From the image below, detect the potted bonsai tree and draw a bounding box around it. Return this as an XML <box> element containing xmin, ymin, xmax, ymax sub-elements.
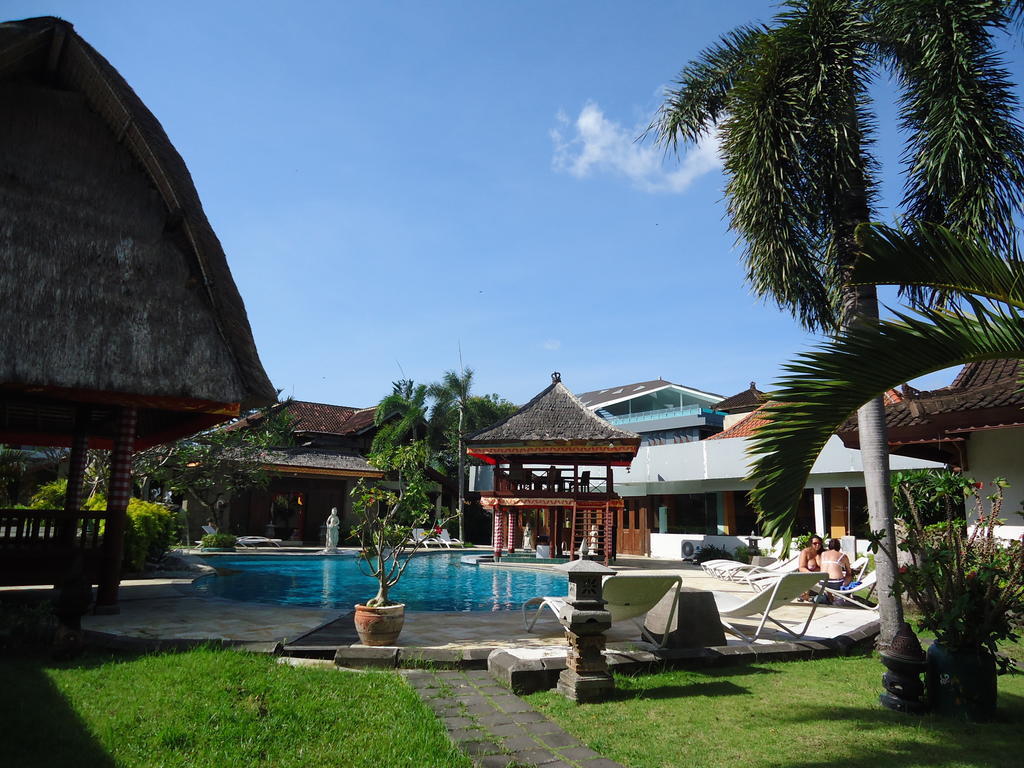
<box><xmin>349</xmin><ymin>441</ymin><xmax>451</xmax><ymax>646</ymax></box>
<box><xmin>881</xmin><ymin>471</ymin><xmax>1024</xmax><ymax>720</ymax></box>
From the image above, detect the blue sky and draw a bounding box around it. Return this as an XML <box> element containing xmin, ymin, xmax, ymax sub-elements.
<box><xmin>10</xmin><ymin>1</ymin><xmax>1024</xmax><ymax>407</ymax></box>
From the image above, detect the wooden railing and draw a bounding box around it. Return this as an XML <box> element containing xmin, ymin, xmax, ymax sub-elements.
<box><xmin>0</xmin><ymin>508</ymin><xmax>107</xmax><ymax>552</ymax></box>
<box><xmin>493</xmin><ymin>469</ymin><xmax>609</xmax><ymax>496</ymax></box>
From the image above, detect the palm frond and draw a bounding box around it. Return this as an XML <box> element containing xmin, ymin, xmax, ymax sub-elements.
<box><xmin>883</xmin><ymin>0</ymin><xmax>1024</xmax><ymax>268</ymax></box>
<box><xmin>749</xmin><ymin>304</ymin><xmax>1024</xmax><ymax>543</ymax></box>
<box><xmin>855</xmin><ymin>223</ymin><xmax>1024</xmax><ymax>309</ymax></box>
<box><xmin>647</xmin><ymin>24</ymin><xmax>767</xmax><ymax>152</ymax></box>
<box><xmin>725</xmin><ymin>0</ymin><xmax>878</xmax><ymax>331</ymax></box>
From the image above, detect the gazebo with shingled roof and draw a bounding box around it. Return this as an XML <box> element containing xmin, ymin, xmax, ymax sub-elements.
<box><xmin>0</xmin><ymin>17</ymin><xmax>276</xmax><ymax>611</ymax></box>
<box><xmin>466</xmin><ymin>373</ymin><xmax>640</xmax><ymax>564</ymax></box>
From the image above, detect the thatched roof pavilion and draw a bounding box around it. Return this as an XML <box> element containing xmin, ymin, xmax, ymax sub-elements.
<box><xmin>467</xmin><ymin>374</ymin><xmax>639</xmax><ymax>564</ymax></box>
<box><xmin>0</xmin><ymin>17</ymin><xmax>275</xmax><ymax>607</ymax></box>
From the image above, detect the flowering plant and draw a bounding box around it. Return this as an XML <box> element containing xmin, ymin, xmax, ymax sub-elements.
<box><xmin>880</xmin><ymin>471</ymin><xmax>1024</xmax><ymax>663</ymax></box>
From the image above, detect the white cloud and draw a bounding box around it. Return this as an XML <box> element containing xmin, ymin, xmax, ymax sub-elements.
<box><xmin>551</xmin><ymin>102</ymin><xmax>721</xmax><ymax>194</ymax></box>
<box><xmin>541</xmin><ymin>339</ymin><xmax>561</xmax><ymax>351</ymax></box>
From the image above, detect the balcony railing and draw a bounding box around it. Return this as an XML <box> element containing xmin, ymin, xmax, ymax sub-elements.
<box><xmin>601</xmin><ymin>406</ymin><xmax>721</xmax><ymax>426</ymax></box>
<box><xmin>493</xmin><ymin>469</ymin><xmax>609</xmax><ymax>496</ymax></box>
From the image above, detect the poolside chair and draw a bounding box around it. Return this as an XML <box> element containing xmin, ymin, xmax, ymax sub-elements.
<box><xmin>437</xmin><ymin>529</ymin><xmax>463</xmax><ymax>547</ymax></box>
<box><xmin>821</xmin><ymin>570</ymin><xmax>878</xmax><ymax>610</ymax></box>
<box><xmin>406</xmin><ymin>528</ymin><xmax>440</xmax><ymax>548</ymax></box>
<box><xmin>522</xmin><ymin>574</ymin><xmax>683</xmax><ymax>648</ymax></box>
<box><xmin>710</xmin><ymin>571</ymin><xmax>826</xmax><ymax>642</ymax></box>
<box><xmin>236</xmin><ymin>536</ymin><xmax>282</xmax><ymax>548</ymax></box>
<box><xmin>705</xmin><ymin>554</ymin><xmax>798</xmax><ymax>582</ymax></box>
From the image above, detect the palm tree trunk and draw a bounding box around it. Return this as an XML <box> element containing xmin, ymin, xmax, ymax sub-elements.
<box><xmin>836</xmin><ymin>109</ymin><xmax>903</xmax><ymax>647</ymax></box>
<box><xmin>852</xmin><ymin>287</ymin><xmax>904</xmax><ymax>647</ymax></box>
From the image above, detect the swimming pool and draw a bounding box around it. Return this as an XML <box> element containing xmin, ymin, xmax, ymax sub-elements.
<box><xmin>193</xmin><ymin>552</ymin><xmax>568</xmax><ymax>611</ymax></box>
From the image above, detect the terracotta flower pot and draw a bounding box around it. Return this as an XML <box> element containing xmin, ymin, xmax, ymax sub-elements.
<box><xmin>353</xmin><ymin>603</ymin><xmax>405</xmax><ymax>646</ymax></box>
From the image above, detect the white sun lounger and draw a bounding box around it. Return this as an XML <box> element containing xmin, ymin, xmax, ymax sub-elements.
<box><xmin>236</xmin><ymin>536</ymin><xmax>282</xmax><ymax>548</ymax></box>
<box><xmin>406</xmin><ymin>528</ymin><xmax>441</xmax><ymax>548</ymax></box>
<box><xmin>711</xmin><ymin>571</ymin><xmax>825</xmax><ymax>642</ymax></box>
<box><xmin>822</xmin><ymin>570</ymin><xmax>878</xmax><ymax>609</ymax></box>
<box><xmin>705</xmin><ymin>554</ymin><xmax>799</xmax><ymax>582</ymax></box>
<box><xmin>436</xmin><ymin>529</ymin><xmax>463</xmax><ymax>547</ymax></box>
<box><xmin>522</xmin><ymin>574</ymin><xmax>683</xmax><ymax>648</ymax></box>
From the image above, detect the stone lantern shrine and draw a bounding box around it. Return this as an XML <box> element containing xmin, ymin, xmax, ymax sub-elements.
<box><xmin>554</xmin><ymin>559</ymin><xmax>616</xmax><ymax>703</ymax></box>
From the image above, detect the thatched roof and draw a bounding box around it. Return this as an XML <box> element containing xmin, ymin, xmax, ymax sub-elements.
<box><xmin>466</xmin><ymin>375</ymin><xmax>640</xmax><ymax>463</ymax></box>
<box><xmin>260</xmin><ymin>447</ymin><xmax>383</xmax><ymax>478</ymax></box>
<box><xmin>0</xmin><ymin>17</ymin><xmax>275</xmax><ymax>445</ymax></box>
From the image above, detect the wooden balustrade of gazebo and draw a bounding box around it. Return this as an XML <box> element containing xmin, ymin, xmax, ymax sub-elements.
<box><xmin>466</xmin><ymin>373</ymin><xmax>640</xmax><ymax>565</ymax></box>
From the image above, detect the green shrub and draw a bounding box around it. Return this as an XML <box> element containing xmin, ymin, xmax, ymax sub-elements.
<box><xmin>731</xmin><ymin>544</ymin><xmax>755</xmax><ymax>564</ymax></box>
<box><xmin>29</xmin><ymin>479</ymin><xmax>106</xmax><ymax>510</ymax></box>
<box><xmin>123</xmin><ymin>499</ymin><xmax>177</xmax><ymax>571</ymax></box>
<box><xmin>201</xmin><ymin>532</ymin><xmax>237</xmax><ymax>549</ymax></box>
<box><xmin>695</xmin><ymin>544</ymin><xmax>732</xmax><ymax>564</ymax></box>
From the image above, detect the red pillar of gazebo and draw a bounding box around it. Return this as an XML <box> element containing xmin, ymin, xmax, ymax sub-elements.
<box><xmin>95</xmin><ymin>406</ymin><xmax>137</xmax><ymax>612</ymax></box>
<box><xmin>506</xmin><ymin>509</ymin><xmax>516</xmax><ymax>554</ymax></box>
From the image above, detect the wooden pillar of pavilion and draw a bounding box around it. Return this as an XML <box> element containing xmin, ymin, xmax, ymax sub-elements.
<box><xmin>95</xmin><ymin>406</ymin><xmax>137</xmax><ymax>613</ymax></box>
<box><xmin>59</xmin><ymin>407</ymin><xmax>91</xmax><ymax>547</ymax></box>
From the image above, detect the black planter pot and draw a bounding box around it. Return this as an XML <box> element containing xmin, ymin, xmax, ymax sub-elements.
<box><xmin>927</xmin><ymin>643</ymin><xmax>997</xmax><ymax>721</ymax></box>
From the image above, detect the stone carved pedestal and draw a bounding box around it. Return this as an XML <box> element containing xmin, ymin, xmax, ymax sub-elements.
<box><xmin>553</xmin><ymin>560</ymin><xmax>615</xmax><ymax>703</ymax></box>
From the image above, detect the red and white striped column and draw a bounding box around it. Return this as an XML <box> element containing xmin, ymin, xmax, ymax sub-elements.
<box><xmin>493</xmin><ymin>506</ymin><xmax>504</xmax><ymax>559</ymax></box>
<box><xmin>506</xmin><ymin>509</ymin><xmax>516</xmax><ymax>554</ymax></box>
<box><xmin>96</xmin><ymin>406</ymin><xmax>137</xmax><ymax>612</ymax></box>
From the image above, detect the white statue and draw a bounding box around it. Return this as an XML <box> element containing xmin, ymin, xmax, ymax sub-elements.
<box><xmin>588</xmin><ymin>525</ymin><xmax>599</xmax><ymax>555</ymax></box>
<box><xmin>323</xmin><ymin>507</ymin><xmax>340</xmax><ymax>552</ymax></box>
<box><xmin>522</xmin><ymin>523</ymin><xmax>533</xmax><ymax>551</ymax></box>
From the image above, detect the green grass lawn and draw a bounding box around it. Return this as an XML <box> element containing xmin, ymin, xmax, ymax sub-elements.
<box><xmin>0</xmin><ymin>647</ymin><xmax>470</xmax><ymax>768</ymax></box>
<box><xmin>525</xmin><ymin>648</ymin><xmax>1024</xmax><ymax>768</ymax></box>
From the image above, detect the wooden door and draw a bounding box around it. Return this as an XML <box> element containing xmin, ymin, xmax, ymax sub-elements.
<box><xmin>617</xmin><ymin>499</ymin><xmax>649</xmax><ymax>555</ymax></box>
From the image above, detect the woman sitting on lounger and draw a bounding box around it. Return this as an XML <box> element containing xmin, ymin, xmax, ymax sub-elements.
<box><xmin>820</xmin><ymin>539</ymin><xmax>852</xmax><ymax>591</ymax></box>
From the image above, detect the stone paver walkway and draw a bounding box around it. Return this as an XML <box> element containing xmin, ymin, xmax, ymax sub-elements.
<box><xmin>403</xmin><ymin>668</ymin><xmax>624</xmax><ymax>768</ymax></box>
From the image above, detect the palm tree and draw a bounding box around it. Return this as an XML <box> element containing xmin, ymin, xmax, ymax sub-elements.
<box><xmin>748</xmin><ymin>223</ymin><xmax>1024</xmax><ymax>536</ymax></box>
<box><xmin>371</xmin><ymin>380</ymin><xmax>429</xmax><ymax>454</ymax></box>
<box><xmin>427</xmin><ymin>368</ymin><xmax>475</xmax><ymax>543</ymax></box>
<box><xmin>649</xmin><ymin>0</ymin><xmax>1024</xmax><ymax>644</ymax></box>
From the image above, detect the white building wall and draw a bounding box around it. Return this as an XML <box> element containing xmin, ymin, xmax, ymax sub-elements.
<box><xmin>966</xmin><ymin>426</ymin><xmax>1024</xmax><ymax>540</ymax></box>
<box><xmin>612</xmin><ymin>435</ymin><xmax>941</xmax><ymax>494</ymax></box>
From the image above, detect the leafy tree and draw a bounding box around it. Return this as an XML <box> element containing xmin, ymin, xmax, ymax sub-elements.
<box><xmin>749</xmin><ymin>223</ymin><xmax>1024</xmax><ymax>526</ymax></box>
<box><xmin>132</xmin><ymin>400</ymin><xmax>295</xmax><ymax>534</ymax></box>
<box><xmin>370</xmin><ymin>379</ymin><xmax>429</xmax><ymax>454</ymax></box>
<box><xmin>649</xmin><ymin>0</ymin><xmax>1024</xmax><ymax>643</ymax></box>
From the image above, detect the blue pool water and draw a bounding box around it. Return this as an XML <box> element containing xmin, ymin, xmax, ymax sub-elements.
<box><xmin>193</xmin><ymin>552</ymin><xmax>568</xmax><ymax>611</ymax></box>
